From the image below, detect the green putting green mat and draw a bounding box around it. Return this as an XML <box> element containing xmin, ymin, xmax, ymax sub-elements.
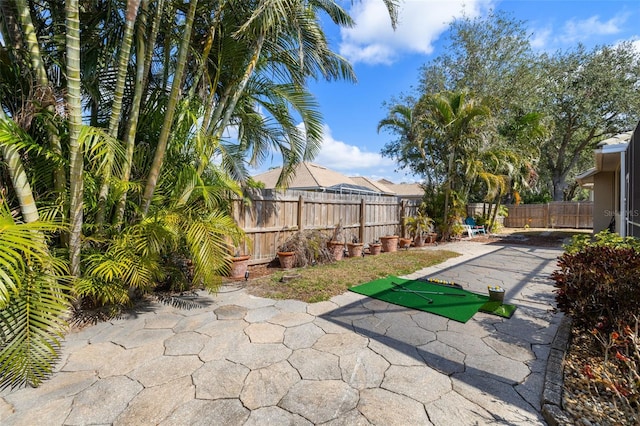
<box><xmin>349</xmin><ymin>276</ymin><xmax>491</xmax><ymax>323</ymax></box>
<box><xmin>479</xmin><ymin>301</ymin><xmax>517</xmax><ymax>318</ymax></box>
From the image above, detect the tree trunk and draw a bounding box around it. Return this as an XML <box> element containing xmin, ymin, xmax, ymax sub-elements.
<box><xmin>0</xmin><ymin>110</ymin><xmax>39</xmax><ymax>223</ymax></box>
<box><xmin>96</xmin><ymin>0</ymin><xmax>141</xmax><ymax>227</ymax></box>
<box><xmin>15</xmin><ymin>0</ymin><xmax>66</xmax><ymax>198</ymax></box>
<box><xmin>114</xmin><ymin>0</ymin><xmax>151</xmax><ymax>227</ymax></box>
<box><xmin>66</xmin><ymin>0</ymin><xmax>84</xmax><ymax>277</ymax></box>
<box><xmin>141</xmin><ymin>0</ymin><xmax>198</xmax><ymax>215</ymax></box>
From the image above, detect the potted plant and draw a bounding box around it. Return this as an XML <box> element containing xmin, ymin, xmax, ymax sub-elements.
<box><xmin>326</xmin><ymin>222</ymin><xmax>346</xmax><ymax>261</ymax></box>
<box><xmin>404</xmin><ymin>206</ymin><xmax>435</xmax><ymax>248</ymax></box>
<box><xmin>399</xmin><ymin>236</ymin><xmax>412</xmax><ymax>250</ymax></box>
<box><xmin>346</xmin><ymin>236</ymin><xmax>364</xmax><ymax>258</ymax></box>
<box><xmin>229</xmin><ymin>251</ymin><xmax>251</xmax><ymax>279</ymax></box>
<box><xmin>368</xmin><ymin>239</ymin><xmax>382</xmax><ymax>255</ymax></box>
<box><xmin>380</xmin><ymin>235</ymin><xmax>399</xmax><ymax>252</ymax></box>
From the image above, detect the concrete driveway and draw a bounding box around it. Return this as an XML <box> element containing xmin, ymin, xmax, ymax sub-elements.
<box><xmin>0</xmin><ymin>241</ymin><xmax>563</xmax><ymax>425</ymax></box>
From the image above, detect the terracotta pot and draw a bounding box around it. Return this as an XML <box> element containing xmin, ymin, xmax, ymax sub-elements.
<box><xmin>229</xmin><ymin>255</ymin><xmax>250</xmax><ymax>279</ymax></box>
<box><xmin>413</xmin><ymin>235</ymin><xmax>425</xmax><ymax>247</ymax></box>
<box><xmin>346</xmin><ymin>243</ymin><xmax>364</xmax><ymax>258</ymax></box>
<box><xmin>277</xmin><ymin>251</ymin><xmax>296</xmax><ymax>269</ymax></box>
<box><xmin>399</xmin><ymin>237</ymin><xmax>412</xmax><ymax>249</ymax></box>
<box><xmin>380</xmin><ymin>236</ymin><xmax>398</xmax><ymax>253</ymax></box>
<box><xmin>368</xmin><ymin>243</ymin><xmax>382</xmax><ymax>255</ymax></box>
<box><xmin>326</xmin><ymin>241</ymin><xmax>344</xmax><ymax>261</ymax></box>
<box><xmin>425</xmin><ymin>233</ymin><xmax>438</xmax><ymax>244</ymax></box>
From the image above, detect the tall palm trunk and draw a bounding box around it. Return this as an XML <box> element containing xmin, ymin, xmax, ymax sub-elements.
<box><xmin>114</xmin><ymin>0</ymin><xmax>155</xmax><ymax>227</ymax></box>
<box><xmin>0</xmin><ymin>109</ymin><xmax>39</xmax><ymax>223</ymax></box>
<box><xmin>141</xmin><ymin>0</ymin><xmax>198</xmax><ymax>215</ymax></box>
<box><xmin>96</xmin><ymin>0</ymin><xmax>141</xmax><ymax>227</ymax></box>
<box><xmin>14</xmin><ymin>0</ymin><xmax>66</xmax><ymax>198</ymax></box>
<box><xmin>66</xmin><ymin>0</ymin><xmax>84</xmax><ymax>277</ymax></box>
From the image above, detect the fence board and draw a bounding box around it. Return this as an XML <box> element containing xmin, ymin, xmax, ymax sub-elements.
<box><xmin>231</xmin><ymin>189</ymin><xmax>418</xmax><ymax>264</ymax></box>
<box><xmin>503</xmin><ymin>202</ymin><xmax>593</xmax><ymax>229</ymax></box>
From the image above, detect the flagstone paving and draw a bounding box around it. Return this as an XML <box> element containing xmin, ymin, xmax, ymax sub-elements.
<box><xmin>0</xmin><ymin>241</ymin><xmax>564</xmax><ymax>425</ymax></box>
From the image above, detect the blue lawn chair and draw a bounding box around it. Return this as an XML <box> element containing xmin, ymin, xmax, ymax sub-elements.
<box><xmin>464</xmin><ymin>217</ymin><xmax>486</xmax><ymax>235</ymax></box>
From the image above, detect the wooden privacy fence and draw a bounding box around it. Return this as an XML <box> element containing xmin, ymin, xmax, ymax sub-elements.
<box><xmin>504</xmin><ymin>202</ymin><xmax>593</xmax><ymax>229</ymax></box>
<box><xmin>231</xmin><ymin>189</ymin><xmax>421</xmax><ymax>264</ymax></box>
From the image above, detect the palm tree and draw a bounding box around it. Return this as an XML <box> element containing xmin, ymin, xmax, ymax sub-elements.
<box><xmin>0</xmin><ymin>199</ymin><xmax>69</xmax><ymax>389</ymax></box>
<box><xmin>417</xmin><ymin>91</ymin><xmax>490</xmax><ymax>224</ymax></box>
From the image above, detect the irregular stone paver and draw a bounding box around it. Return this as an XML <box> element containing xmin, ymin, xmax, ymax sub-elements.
<box><xmin>368</xmin><ymin>336</ymin><xmax>424</xmax><ymax>366</ymax></box>
<box><xmin>240</xmin><ymin>361</ymin><xmax>300</xmax><ymax>409</ymax></box>
<box><xmin>113</xmin><ymin>376</ymin><xmax>193</xmax><ymax>425</ymax></box>
<box><xmin>61</xmin><ymin>342</ymin><xmax>124</xmax><ymax>372</ymax></box>
<box><xmin>2</xmin><ymin>397</ymin><xmax>73</xmax><ymax>426</ymax></box>
<box><xmin>226</xmin><ymin>342</ymin><xmax>292</xmax><ymax>369</ymax></box>
<box><xmin>452</xmin><ymin>373</ymin><xmax>543</xmax><ymax>424</ymax></box>
<box><xmin>111</xmin><ymin>328</ymin><xmax>174</xmax><ymax>349</ymax></box>
<box><xmin>245</xmin><ymin>322</ymin><xmax>285</xmax><ymax>343</ymax></box>
<box><xmin>313</xmin><ymin>333</ymin><xmax>369</xmax><ymax>356</ymax></box>
<box><xmin>244</xmin><ymin>406</ymin><xmax>312</xmax><ymax>426</ymax></box>
<box><xmin>213</xmin><ymin>304</ymin><xmax>247</xmax><ymax>319</ymax></box>
<box><xmin>279</xmin><ymin>380</ymin><xmax>358</xmax><ymax>424</ymax></box>
<box><xmin>417</xmin><ymin>340</ymin><xmax>466</xmax><ymax>375</ymax></box>
<box><xmin>1</xmin><ymin>243</ymin><xmax>562</xmax><ymax>426</ymax></box>
<box><xmin>164</xmin><ymin>331</ymin><xmax>209</xmax><ymax>355</ymax></box>
<box><xmin>382</xmin><ymin>365</ymin><xmax>452</xmax><ymax>404</ymax></box>
<box><xmin>99</xmin><ymin>342</ymin><xmax>165</xmax><ymax>377</ymax></box>
<box><xmin>284</xmin><ymin>322</ymin><xmax>325</xmax><ymax>349</ymax></box>
<box><xmin>358</xmin><ymin>388</ymin><xmax>432</xmax><ymax>425</ymax></box>
<box><xmin>193</xmin><ymin>359</ymin><xmax>249</xmax><ymax>399</ymax></box>
<box><xmin>129</xmin><ymin>355</ymin><xmax>202</xmax><ymax>387</ymax></box>
<box><xmin>339</xmin><ymin>348</ymin><xmax>389</xmax><ymax>389</ymax></box>
<box><xmin>426</xmin><ymin>385</ymin><xmax>494</xmax><ymax>425</ymax></box>
<box><xmin>269</xmin><ymin>312</ymin><xmax>314</xmax><ymax>327</ymax></box>
<box><xmin>65</xmin><ymin>376</ymin><xmax>143</xmax><ymax>425</ymax></box>
<box><xmin>289</xmin><ymin>348</ymin><xmax>341</xmax><ymax>380</ymax></box>
<box><xmin>144</xmin><ymin>312</ymin><xmax>183</xmax><ymax>329</ymax></box>
<box><xmin>159</xmin><ymin>399</ymin><xmax>249</xmax><ymax>425</ymax></box>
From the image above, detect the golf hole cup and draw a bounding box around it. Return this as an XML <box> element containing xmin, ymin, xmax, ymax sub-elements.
<box><xmin>488</xmin><ymin>286</ymin><xmax>505</xmax><ymax>303</ymax></box>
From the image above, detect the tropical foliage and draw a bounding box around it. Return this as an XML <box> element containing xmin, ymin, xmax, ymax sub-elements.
<box><xmin>0</xmin><ymin>0</ymin><xmax>399</xmax><ymax>388</ymax></box>
<box><xmin>380</xmin><ymin>10</ymin><xmax>640</xmax><ymax>212</ymax></box>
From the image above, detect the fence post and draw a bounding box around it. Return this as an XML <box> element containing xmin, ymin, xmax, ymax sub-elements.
<box><xmin>400</xmin><ymin>199</ymin><xmax>407</xmax><ymax>237</ymax></box>
<box><xmin>576</xmin><ymin>202</ymin><xmax>580</xmax><ymax>228</ymax></box>
<box><xmin>360</xmin><ymin>198</ymin><xmax>366</xmax><ymax>243</ymax></box>
<box><xmin>297</xmin><ymin>195</ymin><xmax>304</xmax><ymax>231</ymax></box>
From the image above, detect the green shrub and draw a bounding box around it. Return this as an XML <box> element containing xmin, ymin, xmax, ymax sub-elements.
<box><xmin>552</xmin><ymin>243</ymin><xmax>640</xmax><ymax>333</ymax></box>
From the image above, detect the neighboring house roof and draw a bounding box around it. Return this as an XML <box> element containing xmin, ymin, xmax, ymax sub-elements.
<box><xmin>254</xmin><ymin>163</ymin><xmax>380</xmax><ymax>194</ymax></box>
<box><xmin>379</xmin><ymin>181</ymin><xmax>424</xmax><ymax>197</ymax></box>
<box><xmin>254</xmin><ymin>163</ymin><xmax>351</xmax><ymax>190</ymax></box>
<box><xmin>349</xmin><ymin>176</ymin><xmax>395</xmax><ymax>195</ymax></box>
<box><xmin>253</xmin><ymin>162</ymin><xmax>425</xmax><ymax>197</ymax></box>
<box><xmin>596</xmin><ymin>131</ymin><xmax>633</xmax><ymax>148</ymax></box>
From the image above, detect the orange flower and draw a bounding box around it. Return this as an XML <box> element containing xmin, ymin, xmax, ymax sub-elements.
<box><xmin>615</xmin><ymin>351</ymin><xmax>629</xmax><ymax>362</ymax></box>
<box><xmin>611</xmin><ymin>331</ymin><xmax>620</xmax><ymax>341</ymax></box>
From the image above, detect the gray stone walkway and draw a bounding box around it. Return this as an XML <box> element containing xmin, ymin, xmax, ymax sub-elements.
<box><xmin>0</xmin><ymin>241</ymin><xmax>563</xmax><ymax>425</ymax></box>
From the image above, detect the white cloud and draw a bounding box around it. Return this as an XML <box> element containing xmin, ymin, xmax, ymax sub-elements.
<box><xmin>339</xmin><ymin>0</ymin><xmax>491</xmax><ymax>65</ymax></box>
<box><xmin>531</xmin><ymin>13</ymin><xmax>630</xmax><ymax>50</ymax></box>
<box><xmin>562</xmin><ymin>14</ymin><xmax>626</xmax><ymax>43</ymax></box>
<box><xmin>313</xmin><ymin>124</ymin><xmax>395</xmax><ymax>171</ymax></box>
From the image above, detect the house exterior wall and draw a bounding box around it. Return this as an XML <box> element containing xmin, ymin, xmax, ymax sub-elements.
<box><xmin>593</xmin><ymin>171</ymin><xmax>617</xmax><ymax>233</ymax></box>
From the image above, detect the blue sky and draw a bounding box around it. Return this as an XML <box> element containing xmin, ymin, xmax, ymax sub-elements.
<box><xmin>253</xmin><ymin>0</ymin><xmax>640</xmax><ymax>183</ymax></box>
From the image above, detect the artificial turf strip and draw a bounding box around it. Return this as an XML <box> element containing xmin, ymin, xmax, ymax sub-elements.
<box><xmin>479</xmin><ymin>301</ymin><xmax>517</xmax><ymax>318</ymax></box>
<box><xmin>349</xmin><ymin>276</ymin><xmax>491</xmax><ymax>323</ymax></box>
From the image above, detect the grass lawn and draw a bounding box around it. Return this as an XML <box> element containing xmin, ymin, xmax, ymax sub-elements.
<box><xmin>245</xmin><ymin>249</ymin><xmax>459</xmax><ymax>303</ymax></box>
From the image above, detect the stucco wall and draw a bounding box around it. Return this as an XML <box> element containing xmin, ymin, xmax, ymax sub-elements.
<box><xmin>593</xmin><ymin>171</ymin><xmax>616</xmax><ymax>233</ymax></box>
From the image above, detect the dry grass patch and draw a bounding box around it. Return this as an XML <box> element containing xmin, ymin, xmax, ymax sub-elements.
<box><xmin>246</xmin><ymin>249</ymin><xmax>459</xmax><ymax>303</ymax></box>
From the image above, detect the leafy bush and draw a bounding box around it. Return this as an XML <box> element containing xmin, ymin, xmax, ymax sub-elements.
<box><xmin>552</xmin><ymin>235</ymin><xmax>640</xmax><ymax>332</ymax></box>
